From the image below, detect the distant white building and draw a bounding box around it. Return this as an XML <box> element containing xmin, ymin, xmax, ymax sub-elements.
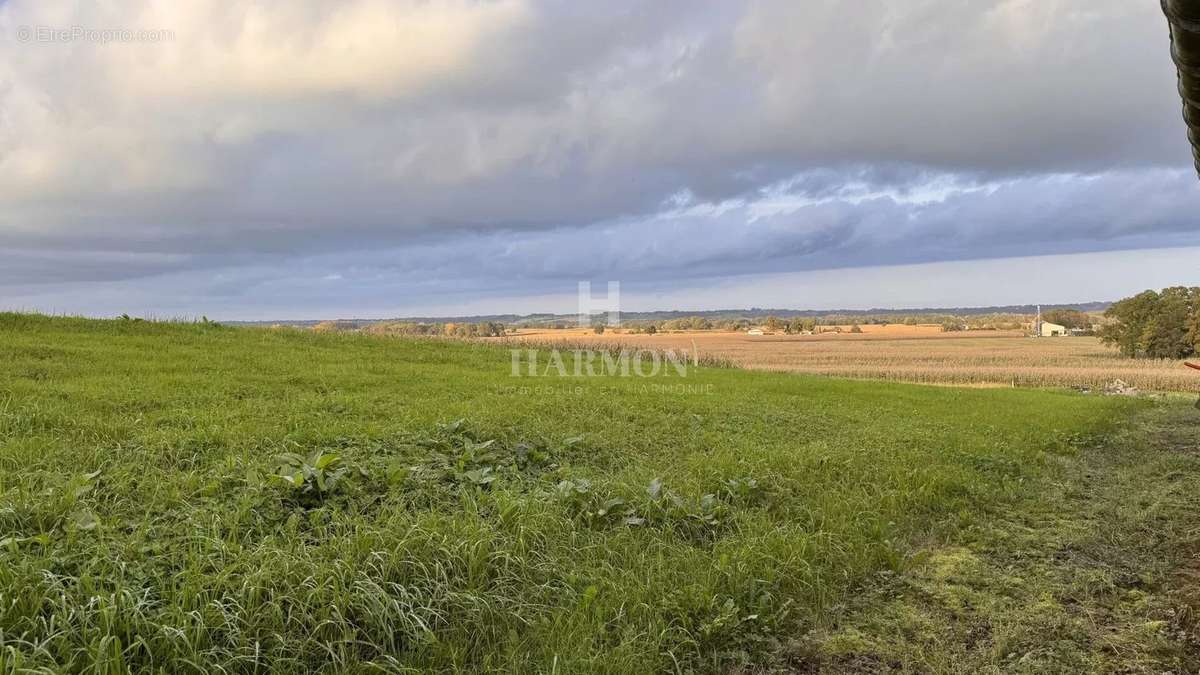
<box><xmin>747</xmin><ymin>328</ymin><xmax>765</xmax><ymax>336</ymax></box>
<box><xmin>1039</xmin><ymin>321</ymin><xmax>1068</xmax><ymax>337</ymax></box>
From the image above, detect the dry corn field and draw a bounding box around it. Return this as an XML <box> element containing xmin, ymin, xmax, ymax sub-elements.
<box><xmin>503</xmin><ymin>329</ymin><xmax>1200</xmax><ymax>392</ymax></box>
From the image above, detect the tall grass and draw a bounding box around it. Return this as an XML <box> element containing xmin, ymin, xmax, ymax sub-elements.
<box><xmin>0</xmin><ymin>313</ymin><xmax>1142</xmax><ymax>672</ymax></box>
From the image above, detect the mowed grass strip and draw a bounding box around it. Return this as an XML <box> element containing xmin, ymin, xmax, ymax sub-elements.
<box><xmin>797</xmin><ymin>403</ymin><xmax>1200</xmax><ymax>673</ymax></box>
<box><xmin>0</xmin><ymin>314</ymin><xmax>1141</xmax><ymax>673</ymax></box>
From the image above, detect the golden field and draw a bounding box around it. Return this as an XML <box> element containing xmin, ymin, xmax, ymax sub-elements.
<box><xmin>502</xmin><ymin>328</ymin><xmax>1200</xmax><ymax>392</ymax></box>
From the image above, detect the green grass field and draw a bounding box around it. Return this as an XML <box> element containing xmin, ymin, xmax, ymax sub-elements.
<box><xmin>1</xmin><ymin>314</ymin><xmax>1197</xmax><ymax>673</ymax></box>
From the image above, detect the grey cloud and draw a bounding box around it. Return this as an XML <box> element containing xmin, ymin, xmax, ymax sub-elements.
<box><xmin>4</xmin><ymin>166</ymin><xmax>1198</xmax><ymax>301</ymax></box>
<box><xmin>0</xmin><ymin>0</ymin><xmax>1195</xmax><ymax>314</ymax></box>
<box><xmin>23</xmin><ymin>166</ymin><xmax>1189</xmax><ymax>294</ymax></box>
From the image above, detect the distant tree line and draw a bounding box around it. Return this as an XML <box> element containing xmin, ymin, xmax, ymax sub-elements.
<box><xmin>363</xmin><ymin>321</ymin><xmax>507</xmax><ymax>338</ymax></box>
<box><xmin>577</xmin><ymin>313</ymin><xmax>1036</xmax><ymax>334</ymax></box>
<box><xmin>524</xmin><ymin>311</ymin><xmax>1078</xmax><ymax>335</ymax></box>
<box><xmin>444</xmin><ymin>321</ymin><xmax>507</xmax><ymax>338</ymax></box>
<box><xmin>623</xmin><ymin>316</ymin><xmax>824</xmax><ymax>334</ymax></box>
<box><xmin>811</xmin><ymin>313</ymin><xmax>1026</xmax><ymax>330</ymax></box>
<box><xmin>1100</xmin><ymin>287</ymin><xmax>1200</xmax><ymax>359</ymax></box>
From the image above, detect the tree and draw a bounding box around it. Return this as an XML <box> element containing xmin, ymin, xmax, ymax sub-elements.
<box><xmin>849</xmin><ymin>323</ymin><xmax>863</xmax><ymax>334</ymax></box>
<box><xmin>1141</xmin><ymin>287</ymin><xmax>1195</xmax><ymax>359</ymax></box>
<box><xmin>644</xmin><ymin>324</ymin><xmax>658</xmax><ymax>335</ymax></box>
<box><xmin>1042</xmin><ymin>309</ymin><xmax>1092</xmax><ymax>331</ymax></box>
<box><xmin>787</xmin><ymin>317</ymin><xmax>816</xmax><ymax>334</ymax></box>
<box><xmin>1100</xmin><ymin>287</ymin><xmax>1200</xmax><ymax>359</ymax></box>
<box><xmin>1190</xmin><ymin>306</ymin><xmax>1200</xmax><ymax>354</ymax></box>
<box><xmin>593</xmin><ymin>324</ymin><xmax>605</xmax><ymax>335</ymax></box>
<box><xmin>764</xmin><ymin>316</ymin><xmax>784</xmax><ymax>332</ymax></box>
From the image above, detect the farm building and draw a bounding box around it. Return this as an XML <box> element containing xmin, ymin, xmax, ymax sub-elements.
<box><xmin>1039</xmin><ymin>322</ymin><xmax>1068</xmax><ymax>337</ymax></box>
<box><xmin>747</xmin><ymin>328</ymin><xmax>765</xmax><ymax>336</ymax></box>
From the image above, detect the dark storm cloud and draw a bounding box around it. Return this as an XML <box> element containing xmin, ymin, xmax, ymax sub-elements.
<box><xmin>0</xmin><ymin>0</ymin><xmax>1196</xmax><ymax>314</ymax></box>
<box><xmin>277</xmin><ymin>167</ymin><xmax>1200</xmax><ymax>286</ymax></box>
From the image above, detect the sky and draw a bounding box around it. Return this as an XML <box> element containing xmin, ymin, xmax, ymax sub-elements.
<box><xmin>1</xmin><ymin>0</ymin><xmax>1198</xmax><ymax>320</ymax></box>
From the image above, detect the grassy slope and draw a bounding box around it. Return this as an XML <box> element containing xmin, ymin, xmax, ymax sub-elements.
<box><xmin>800</xmin><ymin>403</ymin><xmax>1200</xmax><ymax>673</ymax></box>
<box><xmin>0</xmin><ymin>314</ymin><xmax>1180</xmax><ymax>673</ymax></box>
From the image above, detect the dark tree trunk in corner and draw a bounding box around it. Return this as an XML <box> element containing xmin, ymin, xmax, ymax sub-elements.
<box><xmin>1164</xmin><ymin>0</ymin><xmax>1200</xmax><ymax>177</ymax></box>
